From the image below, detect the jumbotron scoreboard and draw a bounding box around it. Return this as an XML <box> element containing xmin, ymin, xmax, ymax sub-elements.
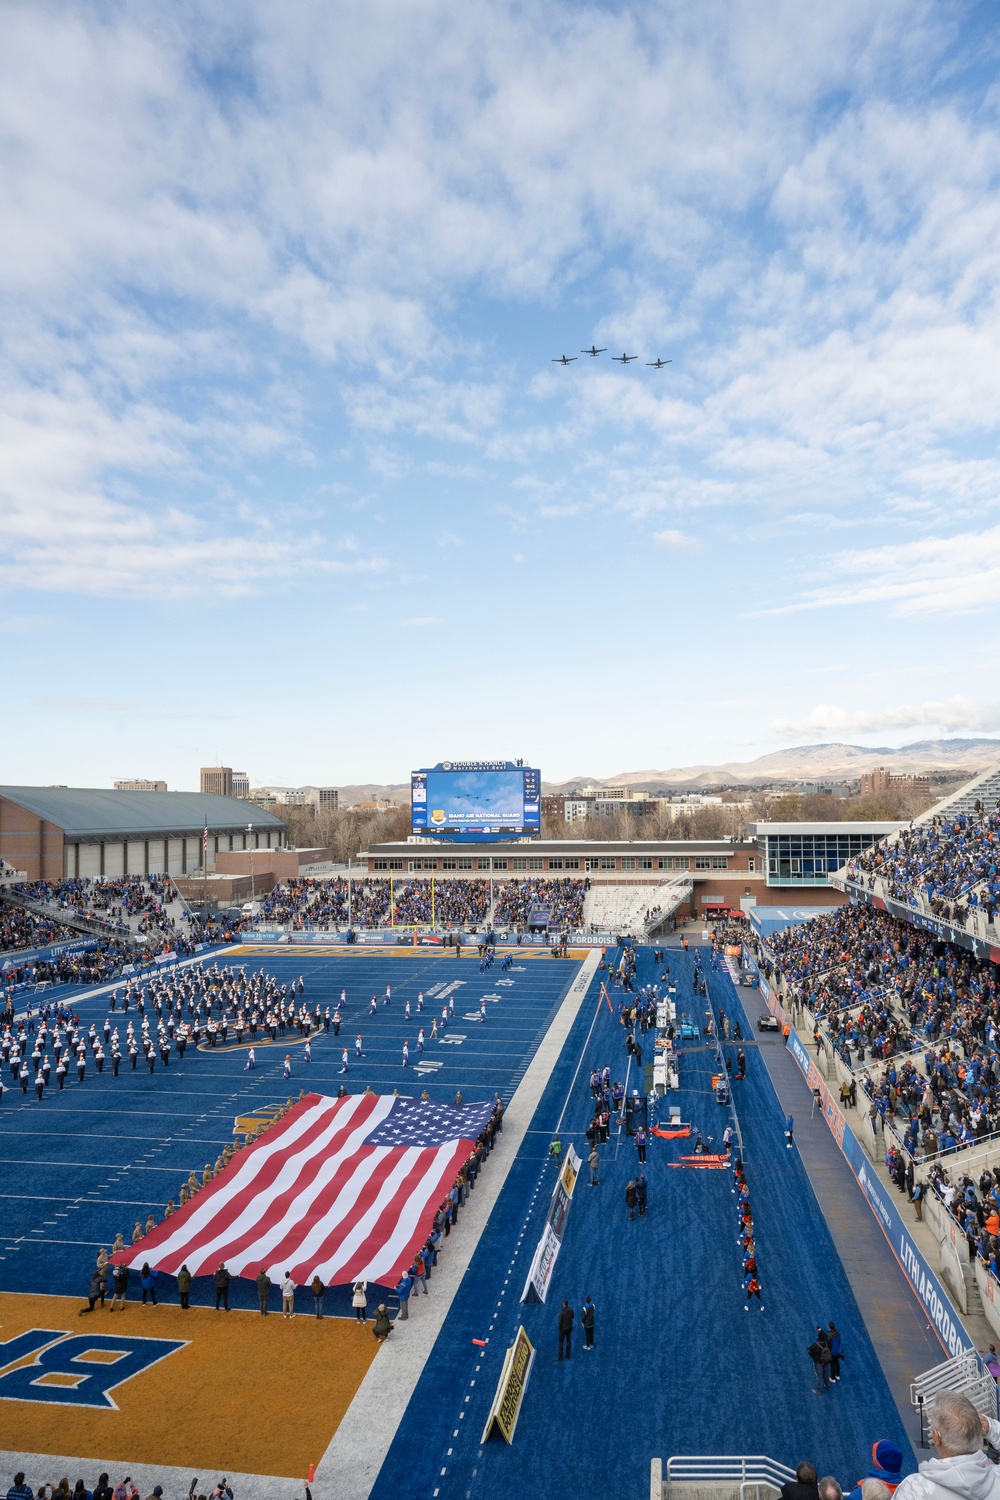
<box><xmin>411</xmin><ymin>761</ymin><xmax>541</xmax><ymax>841</ymax></box>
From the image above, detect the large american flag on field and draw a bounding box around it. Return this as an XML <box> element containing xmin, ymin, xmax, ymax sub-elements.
<box><xmin>111</xmin><ymin>1092</ymin><xmax>493</xmax><ymax>1287</ymax></box>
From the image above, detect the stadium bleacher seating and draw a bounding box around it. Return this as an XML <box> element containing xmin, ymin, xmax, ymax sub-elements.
<box><xmin>841</xmin><ymin>762</ymin><xmax>1000</xmax><ymax>937</ymax></box>
<box><xmin>251</xmin><ymin>876</ymin><xmax>586</xmax><ymax>930</ymax></box>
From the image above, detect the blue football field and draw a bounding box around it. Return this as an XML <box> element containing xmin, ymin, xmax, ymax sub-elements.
<box><xmin>0</xmin><ymin>946</ymin><xmax>578</xmax><ymax>1313</ymax></box>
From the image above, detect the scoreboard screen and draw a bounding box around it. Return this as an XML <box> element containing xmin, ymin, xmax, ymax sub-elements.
<box><xmin>411</xmin><ymin>762</ymin><xmax>541</xmax><ymax>841</ymax></box>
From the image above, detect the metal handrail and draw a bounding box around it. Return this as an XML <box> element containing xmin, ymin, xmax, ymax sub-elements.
<box><xmin>665</xmin><ymin>1457</ymin><xmax>797</xmax><ymax>1486</ymax></box>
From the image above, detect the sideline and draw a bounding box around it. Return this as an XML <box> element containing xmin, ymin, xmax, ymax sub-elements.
<box><xmin>317</xmin><ymin>949</ymin><xmax>602</xmax><ymax>1500</ymax></box>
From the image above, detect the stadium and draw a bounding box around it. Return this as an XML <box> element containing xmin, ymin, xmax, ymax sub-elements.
<box><xmin>3</xmin><ymin>757</ymin><xmax>1000</xmax><ymax>1500</ymax></box>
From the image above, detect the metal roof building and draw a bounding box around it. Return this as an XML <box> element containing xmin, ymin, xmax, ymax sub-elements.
<box><xmin>0</xmin><ymin>786</ymin><xmax>286</xmax><ymax>882</ymax></box>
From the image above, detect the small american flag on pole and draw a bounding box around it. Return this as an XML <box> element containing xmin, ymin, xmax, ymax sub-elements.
<box><xmin>112</xmin><ymin>1092</ymin><xmax>492</xmax><ymax>1285</ymax></box>
<box><xmin>202</xmin><ymin>819</ymin><xmax>208</xmax><ymax>860</ymax></box>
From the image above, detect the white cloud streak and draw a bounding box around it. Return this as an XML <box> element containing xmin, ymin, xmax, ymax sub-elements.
<box><xmin>772</xmin><ymin>696</ymin><xmax>1000</xmax><ymax>739</ymax></box>
<box><xmin>790</xmin><ymin>524</ymin><xmax>1000</xmax><ymax>617</ymax></box>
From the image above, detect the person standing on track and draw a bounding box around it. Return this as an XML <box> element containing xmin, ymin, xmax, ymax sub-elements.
<box><xmin>636</xmin><ymin>1125</ymin><xmax>647</xmax><ymax>1163</ymax></box>
<box><xmin>557</xmin><ymin>1299</ymin><xmax>574</xmax><ymax>1360</ymax></box>
<box><xmin>581</xmin><ymin>1296</ymin><xmax>595</xmax><ymax>1350</ymax></box>
<box><xmin>785</xmin><ymin>1114</ymin><xmax>794</xmax><ymax>1150</ymax></box>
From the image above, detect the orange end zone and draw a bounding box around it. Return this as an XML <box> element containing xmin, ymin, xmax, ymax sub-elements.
<box><xmin>0</xmin><ymin>1293</ymin><xmax>379</xmax><ymax>1478</ymax></box>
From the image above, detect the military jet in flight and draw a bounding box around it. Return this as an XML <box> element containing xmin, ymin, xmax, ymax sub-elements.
<box><xmin>581</xmin><ymin>346</ymin><xmax>607</xmax><ymax>358</ymax></box>
<box><xmin>552</xmin><ymin>354</ymin><xmax>577</xmax><ymax>365</ymax></box>
<box><xmin>646</xmin><ymin>358</ymin><xmax>672</xmax><ymax>368</ymax></box>
<box><xmin>611</xmin><ymin>352</ymin><xmax>638</xmax><ymax>364</ymax></box>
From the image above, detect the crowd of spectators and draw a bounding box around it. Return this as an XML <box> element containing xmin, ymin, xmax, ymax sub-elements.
<box><xmin>763</xmin><ymin>903</ymin><xmax>1000</xmax><ymax>1159</ymax></box>
<box><xmin>3</xmin><ymin>1472</ymin><xmax>235</xmax><ymax>1500</ymax></box>
<box><xmin>493</xmin><ymin>877</ymin><xmax>585</xmax><ymax>927</ymax></box>
<box><xmin>249</xmin><ymin>875</ymin><xmax>587</xmax><ymax>930</ymax></box>
<box><xmin>0</xmin><ymin>905</ymin><xmax>76</xmax><ymax>953</ymax></box>
<box><xmin>846</xmin><ymin>804</ymin><xmax>1000</xmax><ymax>926</ymax></box>
<box><xmin>2</xmin><ymin>876</ymin><xmax>186</xmax><ymax>951</ymax></box>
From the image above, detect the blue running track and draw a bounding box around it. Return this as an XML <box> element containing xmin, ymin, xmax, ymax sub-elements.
<box><xmin>372</xmin><ymin>943</ymin><xmax>913</xmax><ymax>1500</ymax></box>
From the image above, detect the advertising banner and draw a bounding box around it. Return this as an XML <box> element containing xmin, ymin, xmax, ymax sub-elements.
<box><xmin>521</xmin><ymin>1145</ymin><xmax>581</xmax><ymax>1304</ymax></box>
<box><xmin>481</xmin><ymin>1326</ymin><xmax>536</xmax><ymax>1444</ymax></box>
<box><xmin>2</xmin><ymin>937</ymin><xmax>98</xmax><ymax>968</ymax></box>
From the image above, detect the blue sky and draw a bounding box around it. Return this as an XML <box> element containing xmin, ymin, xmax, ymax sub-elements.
<box><xmin>4</xmin><ymin>0</ymin><xmax>1000</xmax><ymax>788</ymax></box>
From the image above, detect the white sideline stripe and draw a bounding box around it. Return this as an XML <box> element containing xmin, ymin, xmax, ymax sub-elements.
<box><xmin>317</xmin><ymin>948</ymin><xmax>601</xmax><ymax>1499</ymax></box>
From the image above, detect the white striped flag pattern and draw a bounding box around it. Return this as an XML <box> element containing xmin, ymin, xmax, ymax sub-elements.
<box><xmin>112</xmin><ymin>1091</ymin><xmax>493</xmax><ymax>1287</ymax></box>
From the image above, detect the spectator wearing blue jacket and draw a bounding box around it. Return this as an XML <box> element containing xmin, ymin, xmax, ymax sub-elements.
<box><xmin>844</xmin><ymin>1440</ymin><xmax>903</xmax><ymax>1500</ymax></box>
<box><xmin>140</xmin><ymin>1263</ymin><xmax>158</xmax><ymax>1305</ymax></box>
<box><xmin>395</xmin><ymin>1272</ymin><xmax>411</xmax><ymax>1320</ymax></box>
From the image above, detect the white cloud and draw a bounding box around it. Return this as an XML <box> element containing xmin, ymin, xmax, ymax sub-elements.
<box><xmin>771</xmin><ymin>696</ymin><xmax>1000</xmax><ymax>739</ymax></box>
<box><xmin>652</xmin><ymin>529</ymin><xmax>697</xmax><ymax>549</ymax></box>
<box><xmin>402</xmin><ymin>616</ymin><xmax>443</xmax><ymax>627</ymax></box>
<box><xmin>790</xmin><ymin>524</ymin><xmax>1000</xmax><ymax>616</ymax></box>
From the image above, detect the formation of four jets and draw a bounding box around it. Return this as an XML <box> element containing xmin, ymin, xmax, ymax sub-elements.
<box><xmin>552</xmin><ymin>345</ymin><xmax>671</xmax><ymax>368</ymax></box>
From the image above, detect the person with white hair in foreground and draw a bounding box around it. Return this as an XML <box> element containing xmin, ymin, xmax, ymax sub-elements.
<box><xmin>893</xmin><ymin>1391</ymin><xmax>1000</xmax><ymax>1500</ymax></box>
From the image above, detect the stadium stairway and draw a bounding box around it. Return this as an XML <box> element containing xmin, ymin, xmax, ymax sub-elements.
<box><xmin>917</xmin><ymin>760</ymin><xmax>1000</xmax><ymax>823</ymax></box>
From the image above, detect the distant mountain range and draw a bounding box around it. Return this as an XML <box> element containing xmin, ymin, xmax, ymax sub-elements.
<box><xmin>545</xmin><ymin>739</ymin><xmax>1000</xmax><ymax>792</ymax></box>
<box><xmin>253</xmin><ymin>739</ymin><xmax>1000</xmax><ymax>802</ymax></box>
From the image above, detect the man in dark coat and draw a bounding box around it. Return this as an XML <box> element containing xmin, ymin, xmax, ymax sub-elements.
<box><xmin>557</xmin><ymin>1299</ymin><xmax>574</xmax><ymax>1361</ymax></box>
<box><xmin>581</xmin><ymin>1296</ymin><xmax>595</xmax><ymax>1349</ymax></box>
<box><xmin>215</xmin><ymin>1262</ymin><xmax>231</xmax><ymax>1311</ymax></box>
<box><xmin>780</xmin><ymin>1463</ymin><xmax>820</xmax><ymax>1500</ymax></box>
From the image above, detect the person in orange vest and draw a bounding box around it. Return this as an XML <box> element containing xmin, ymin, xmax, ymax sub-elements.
<box><xmin>782</xmin><ymin>1020</ymin><xmax>791</xmax><ymax>1045</ymax></box>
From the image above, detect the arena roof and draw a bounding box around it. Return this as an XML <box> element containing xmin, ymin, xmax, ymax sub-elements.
<box><xmin>0</xmin><ymin>786</ymin><xmax>285</xmax><ymax>839</ymax></box>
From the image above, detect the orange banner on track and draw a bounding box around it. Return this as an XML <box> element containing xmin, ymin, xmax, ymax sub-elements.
<box><xmin>669</xmin><ymin>1160</ymin><xmax>729</xmax><ymax>1170</ymax></box>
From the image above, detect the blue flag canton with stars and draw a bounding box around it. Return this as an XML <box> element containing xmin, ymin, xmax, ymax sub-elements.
<box><xmin>364</xmin><ymin>1098</ymin><xmax>495</xmax><ymax>1149</ymax></box>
